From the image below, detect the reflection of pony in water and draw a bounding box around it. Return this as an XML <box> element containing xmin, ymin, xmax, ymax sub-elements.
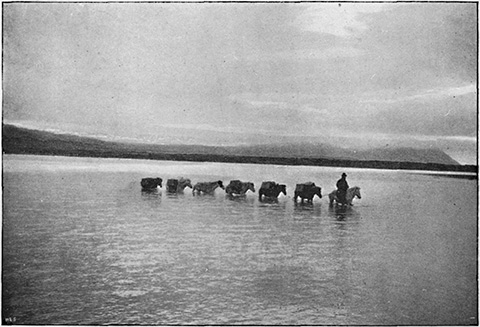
<box><xmin>166</xmin><ymin>178</ymin><xmax>193</xmax><ymax>193</ymax></box>
<box><xmin>328</xmin><ymin>186</ymin><xmax>361</xmax><ymax>206</ymax></box>
<box><xmin>328</xmin><ymin>204</ymin><xmax>361</xmax><ymax>222</ymax></box>
<box><xmin>192</xmin><ymin>180</ymin><xmax>224</xmax><ymax>195</ymax></box>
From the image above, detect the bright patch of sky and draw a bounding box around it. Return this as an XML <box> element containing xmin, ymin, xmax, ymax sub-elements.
<box><xmin>3</xmin><ymin>2</ymin><xmax>477</xmax><ymax>164</ymax></box>
<box><xmin>299</xmin><ymin>2</ymin><xmax>392</xmax><ymax>37</ymax></box>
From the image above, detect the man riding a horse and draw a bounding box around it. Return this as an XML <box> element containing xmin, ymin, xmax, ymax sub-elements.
<box><xmin>336</xmin><ymin>173</ymin><xmax>349</xmax><ymax>205</ymax></box>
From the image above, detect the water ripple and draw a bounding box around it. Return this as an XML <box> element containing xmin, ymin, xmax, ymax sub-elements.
<box><xmin>2</xmin><ymin>160</ymin><xmax>477</xmax><ymax>325</ymax></box>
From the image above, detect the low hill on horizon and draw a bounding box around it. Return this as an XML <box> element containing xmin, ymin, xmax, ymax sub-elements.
<box><xmin>2</xmin><ymin>124</ymin><xmax>474</xmax><ymax>172</ymax></box>
<box><xmin>216</xmin><ymin>142</ymin><xmax>460</xmax><ymax>166</ymax></box>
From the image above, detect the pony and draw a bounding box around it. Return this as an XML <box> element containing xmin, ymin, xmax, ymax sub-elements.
<box><xmin>192</xmin><ymin>180</ymin><xmax>225</xmax><ymax>195</ymax></box>
<box><xmin>225</xmin><ymin>180</ymin><xmax>255</xmax><ymax>196</ymax></box>
<box><xmin>328</xmin><ymin>186</ymin><xmax>362</xmax><ymax>206</ymax></box>
<box><xmin>166</xmin><ymin>178</ymin><xmax>193</xmax><ymax>193</ymax></box>
<box><xmin>141</xmin><ymin>177</ymin><xmax>162</xmax><ymax>191</ymax></box>
<box><xmin>258</xmin><ymin>181</ymin><xmax>287</xmax><ymax>200</ymax></box>
<box><xmin>294</xmin><ymin>182</ymin><xmax>322</xmax><ymax>203</ymax></box>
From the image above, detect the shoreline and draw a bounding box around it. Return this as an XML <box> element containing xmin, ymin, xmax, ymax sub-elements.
<box><xmin>414</xmin><ymin>172</ymin><xmax>478</xmax><ymax>180</ymax></box>
<box><xmin>3</xmin><ymin>152</ymin><xmax>477</xmax><ymax>178</ymax></box>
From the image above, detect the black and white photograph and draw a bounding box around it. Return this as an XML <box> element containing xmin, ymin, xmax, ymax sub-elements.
<box><xmin>2</xmin><ymin>2</ymin><xmax>478</xmax><ymax>325</ymax></box>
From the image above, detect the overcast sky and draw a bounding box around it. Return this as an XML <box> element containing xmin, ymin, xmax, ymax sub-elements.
<box><xmin>3</xmin><ymin>2</ymin><xmax>477</xmax><ymax>164</ymax></box>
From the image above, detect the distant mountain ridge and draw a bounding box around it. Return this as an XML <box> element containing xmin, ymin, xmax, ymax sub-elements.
<box><xmin>218</xmin><ymin>143</ymin><xmax>460</xmax><ymax>165</ymax></box>
<box><xmin>3</xmin><ymin>124</ymin><xmax>472</xmax><ymax>172</ymax></box>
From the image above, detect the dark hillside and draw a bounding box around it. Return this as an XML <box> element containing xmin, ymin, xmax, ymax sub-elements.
<box><xmin>2</xmin><ymin>124</ymin><xmax>476</xmax><ymax>174</ymax></box>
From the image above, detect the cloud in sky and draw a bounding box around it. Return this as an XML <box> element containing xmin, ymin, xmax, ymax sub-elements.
<box><xmin>361</xmin><ymin>84</ymin><xmax>477</xmax><ymax>104</ymax></box>
<box><xmin>298</xmin><ymin>3</ymin><xmax>394</xmax><ymax>37</ymax></box>
<box><xmin>3</xmin><ymin>2</ymin><xmax>477</xmax><ymax>163</ymax></box>
<box><xmin>247</xmin><ymin>46</ymin><xmax>365</xmax><ymax>62</ymax></box>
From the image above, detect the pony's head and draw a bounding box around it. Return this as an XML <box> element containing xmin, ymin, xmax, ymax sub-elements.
<box><xmin>179</xmin><ymin>178</ymin><xmax>192</xmax><ymax>189</ymax></box>
<box><xmin>280</xmin><ymin>184</ymin><xmax>287</xmax><ymax>196</ymax></box>
<box><xmin>247</xmin><ymin>182</ymin><xmax>255</xmax><ymax>193</ymax></box>
<box><xmin>315</xmin><ymin>186</ymin><xmax>322</xmax><ymax>198</ymax></box>
<box><xmin>217</xmin><ymin>180</ymin><xmax>225</xmax><ymax>189</ymax></box>
<box><xmin>351</xmin><ymin>186</ymin><xmax>361</xmax><ymax>199</ymax></box>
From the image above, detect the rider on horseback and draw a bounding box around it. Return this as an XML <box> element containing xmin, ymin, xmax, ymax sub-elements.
<box><xmin>336</xmin><ymin>173</ymin><xmax>349</xmax><ymax>205</ymax></box>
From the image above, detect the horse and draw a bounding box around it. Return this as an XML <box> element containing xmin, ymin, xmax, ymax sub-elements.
<box><xmin>294</xmin><ymin>182</ymin><xmax>322</xmax><ymax>203</ymax></box>
<box><xmin>225</xmin><ymin>180</ymin><xmax>255</xmax><ymax>196</ymax></box>
<box><xmin>258</xmin><ymin>181</ymin><xmax>287</xmax><ymax>200</ymax></box>
<box><xmin>192</xmin><ymin>180</ymin><xmax>224</xmax><ymax>195</ymax></box>
<box><xmin>166</xmin><ymin>178</ymin><xmax>193</xmax><ymax>193</ymax></box>
<box><xmin>141</xmin><ymin>177</ymin><xmax>163</xmax><ymax>191</ymax></box>
<box><xmin>328</xmin><ymin>186</ymin><xmax>361</xmax><ymax>206</ymax></box>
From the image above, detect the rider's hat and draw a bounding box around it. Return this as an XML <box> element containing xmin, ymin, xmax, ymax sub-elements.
<box><xmin>342</xmin><ymin>172</ymin><xmax>347</xmax><ymax>177</ymax></box>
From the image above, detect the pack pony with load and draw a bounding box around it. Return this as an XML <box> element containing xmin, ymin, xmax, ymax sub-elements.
<box><xmin>294</xmin><ymin>182</ymin><xmax>322</xmax><ymax>203</ymax></box>
<box><xmin>141</xmin><ymin>177</ymin><xmax>163</xmax><ymax>191</ymax></box>
<box><xmin>166</xmin><ymin>178</ymin><xmax>193</xmax><ymax>193</ymax></box>
<box><xmin>192</xmin><ymin>180</ymin><xmax>225</xmax><ymax>195</ymax></box>
<box><xmin>225</xmin><ymin>180</ymin><xmax>255</xmax><ymax>196</ymax></box>
<box><xmin>258</xmin><ymin>181</ymin><xmax>287</xmax><ymax>200</ymax></box>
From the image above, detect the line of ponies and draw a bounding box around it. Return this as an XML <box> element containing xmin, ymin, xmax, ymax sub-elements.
<box><xmin>140</xmin><ymin>177</ymin><xmax>361</xmax><ymax>206</ymax></box>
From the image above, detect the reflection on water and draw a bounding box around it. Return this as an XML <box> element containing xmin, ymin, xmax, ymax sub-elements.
<box><xmin>2</xmin><ymin>156</ymin><xmax>477</xmax><ymax>325</ymax></box>
<box><xmin>141</xmin><ymin>189</ymin><xmax>162</xmax><ymax>197</ymax></box>
<box><xmin>292</xmin><ymin>202</ymin><xmax>322</xmax><ymax>220</ymax></box>
<box><xmin>328</xmin><ymin>205</ymin><xmax>361</xmax><ymax>222</ymax></box>
<box><xmin>225</xmin><ymin>194</ymin><xmax>255</xmax><ymax>203</ymax></box>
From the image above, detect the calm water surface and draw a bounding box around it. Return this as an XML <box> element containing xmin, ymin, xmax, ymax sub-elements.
<box><xmin>2</xmin><ymin>155</ymin><xmax>477</xmax><ymax>325</ymax></box>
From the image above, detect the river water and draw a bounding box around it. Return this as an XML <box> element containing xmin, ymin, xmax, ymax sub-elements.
<box><xmin>2</xmin><ymin>154</ymin><xmax>477</xmax><ymax>325</ymax></box>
